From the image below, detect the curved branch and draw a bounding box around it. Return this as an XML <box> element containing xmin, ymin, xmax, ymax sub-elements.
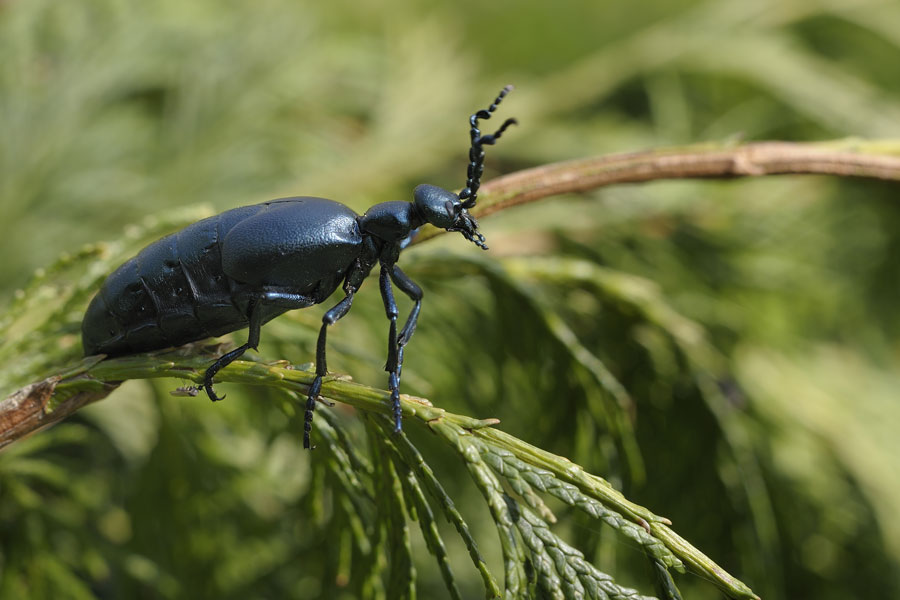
<box><xmin>413</xmin><ymin>139</ymin><xmax>900</xmax><ymax>243</ymax></box>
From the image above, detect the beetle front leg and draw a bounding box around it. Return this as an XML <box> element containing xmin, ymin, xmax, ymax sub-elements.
<box><xmin>306</xmin><ymin>292</ymin><xmax>355</xmax><ymax>449</ymax></box>
<box><xmin>390</xmin><ymin>265</ymin><xmax>423</xmax><ymax>349</ymax></box>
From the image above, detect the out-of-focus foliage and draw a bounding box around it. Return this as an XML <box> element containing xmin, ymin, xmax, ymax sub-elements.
<box><xmin>1</xmin><ymin>0</ymin><xmax>899</xmax><ymax>598</ymax></box>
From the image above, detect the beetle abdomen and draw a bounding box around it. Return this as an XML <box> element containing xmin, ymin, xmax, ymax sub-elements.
<box><xmin>82</xmin><ymin>198</ymin><xmax>365</xmax><ymax>357</ymax></box>
<box><xmin>82</xmin><ymin>205</ymin><xmax>268</xmax><ymax>356</ymax></box>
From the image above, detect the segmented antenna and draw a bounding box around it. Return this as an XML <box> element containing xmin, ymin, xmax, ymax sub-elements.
<box><xmin>458</xmin><ymin>85</ymin><xmax>517</xmax><ymax>209</ymax></box>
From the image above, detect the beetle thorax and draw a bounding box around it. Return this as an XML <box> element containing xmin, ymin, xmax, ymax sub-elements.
<box><xmin>358</xmin><ymin>201</ymin><xmax>423</xmax><ymax>242</ymax></box>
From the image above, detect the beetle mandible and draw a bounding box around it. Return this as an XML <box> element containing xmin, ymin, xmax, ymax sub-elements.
<box><xmin>82</xmin><ymin>86</ymin><xmax>517</xmax><ymax>448</ymax></box>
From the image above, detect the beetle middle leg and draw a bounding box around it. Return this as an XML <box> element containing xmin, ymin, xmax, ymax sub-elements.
<box><xmin>305</xmin><ymin>291</ymin><xmax>356</xmax><ymax>449</ymax></box>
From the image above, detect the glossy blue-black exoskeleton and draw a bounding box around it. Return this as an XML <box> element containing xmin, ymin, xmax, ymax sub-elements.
<box><xmin>82</xmin><ymin>87</ymin><xmax>517</xmax><ymax>448</ymax></box>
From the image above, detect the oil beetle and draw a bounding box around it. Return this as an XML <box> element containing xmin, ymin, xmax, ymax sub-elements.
<box><xmin>82</xmin><ymin>86</ymin><xmax>517</xmax><ymax>448</ymax></box>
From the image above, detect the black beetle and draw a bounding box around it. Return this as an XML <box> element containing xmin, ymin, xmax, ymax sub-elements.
<box><xmin>82</xmin><ymin>86</ymin><xmax>516</xmax><ymax>448</ymax></box>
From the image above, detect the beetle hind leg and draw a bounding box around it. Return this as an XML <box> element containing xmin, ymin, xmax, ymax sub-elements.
<box><xmin>199</xmin><ymin>299</ymin><xmax>264</xmax><ymax>401</ymax></box>
<box><xmin>200</xmin><ymin>289</ymin><xmax>315</xmax><ymax>402</ymax></box>
<box><xmin>202</xmin><ymin>344</ymin><xmax>250</xmax><ymax>401</ymax></box>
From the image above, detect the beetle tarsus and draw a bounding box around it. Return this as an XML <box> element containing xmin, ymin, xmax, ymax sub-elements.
<box><xmin>304</xmin><ymin>376</ymin><xmax>322</xmax><ymax>450</ymax></box>
<box><xmin>391</xmin><ymin>384</ymin><xmax>402</xmax><ymax>434</ymax></box>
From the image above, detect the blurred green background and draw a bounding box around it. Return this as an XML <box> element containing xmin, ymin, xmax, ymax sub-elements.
<box><xmin>2</xmin><ymin>0</ymin><xmax>900</xmax><ymax>598</ymax></box>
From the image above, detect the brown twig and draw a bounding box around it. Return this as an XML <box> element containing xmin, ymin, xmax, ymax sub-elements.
<box><xmin>413</xmin><ymin>139</ymin><xmax>900</xmax><ymax>243</ymax></box>
<box><xmin>0</xmin><ymin>376</ymin><xmax>119</xmax><ymax>449</ymax></box>
<box><xmin>482</xmin><ymin>140</ymin><xmax>900</xmax><ymax>212</ymax></box>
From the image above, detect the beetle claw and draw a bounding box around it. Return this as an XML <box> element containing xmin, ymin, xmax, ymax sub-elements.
<box><xmin>204</xmin><ymin>381</ymin><xmax>226</xmax><ymax>402</ymax></box>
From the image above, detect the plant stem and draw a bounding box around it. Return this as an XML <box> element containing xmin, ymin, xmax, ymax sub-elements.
<box><xmin>413</xmin><ymin>138</ymin><xmax>900</xmax><ymax>244</ymax></box>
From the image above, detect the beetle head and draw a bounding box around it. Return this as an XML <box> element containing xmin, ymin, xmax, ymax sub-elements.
<box><xmin>413</xmin><ymin>184</ymin><xmax>487</xmax><ymax>250</ymax></box>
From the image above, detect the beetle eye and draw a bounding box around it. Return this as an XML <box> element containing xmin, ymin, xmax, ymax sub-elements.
<box><xmin>444</xmin><ymin>200</ymin><xmax>456</xmax><ymax>217</ymax></box>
